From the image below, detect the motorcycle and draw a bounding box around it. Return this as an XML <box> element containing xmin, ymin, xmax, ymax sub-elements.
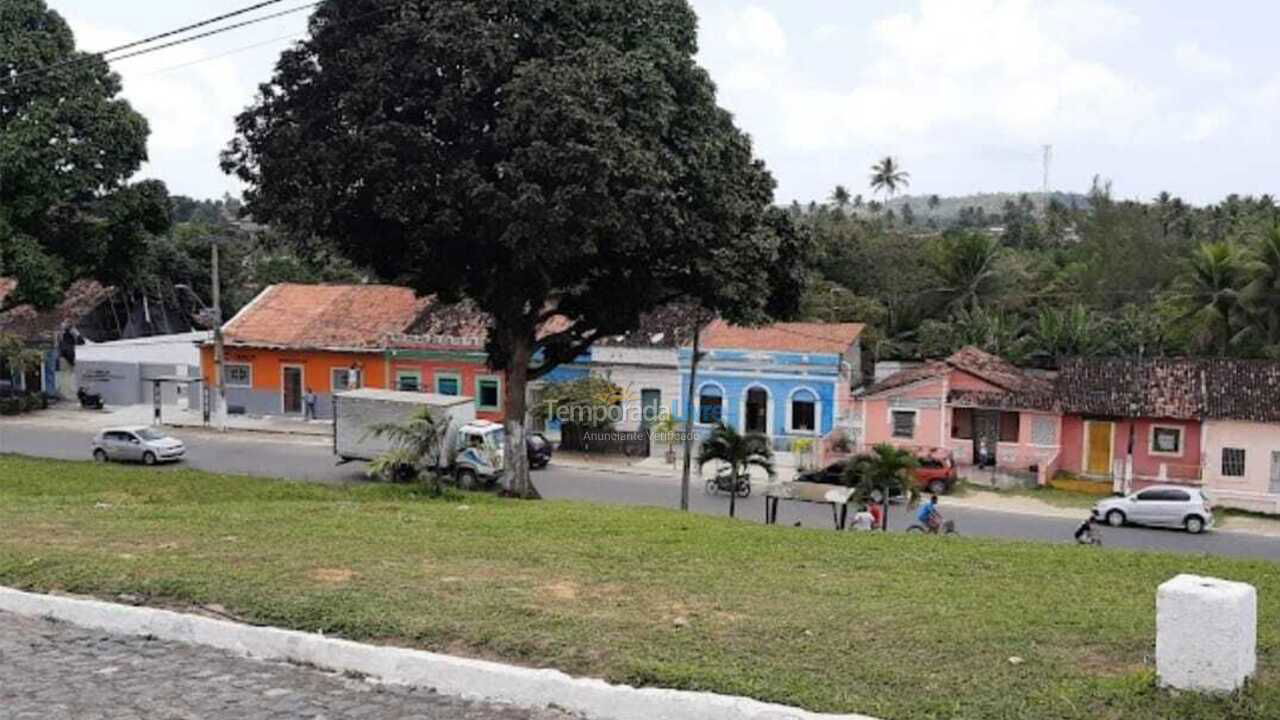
<box><xmin>704</xmin><ymin>466</ymin><xmax>751</xmax><ymax>498</ymax></box>
<box><xmin>77</xmin><ymin>387</ymin><xmax>104</xmax><ymax>410</ymax></box>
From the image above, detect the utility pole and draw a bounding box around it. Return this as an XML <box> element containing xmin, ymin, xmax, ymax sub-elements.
<box><xmin>679</xmin><ymin>322</ymin><xmax>705</xmax><ymax>511</ymax></box>
<box><xmin>211</xmin><ymin>239</ymin><xmax>226</xmax><ymax>431</ymax></box>
<box><xmin>1041</xmin><ymin>144</ymin><xmax>1052</xmax><ymax>213</ymax></box>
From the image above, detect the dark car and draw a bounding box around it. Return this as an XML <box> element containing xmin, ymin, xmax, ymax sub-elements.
<box><xmin>797</xmin><ymin>447</ymin><xmax>957</xmax><ymax>496</ymax></box>
<box><xmin>527</xmin><ymin>432</ymin><xmax>553</xmax><ymax>470</ymax></box>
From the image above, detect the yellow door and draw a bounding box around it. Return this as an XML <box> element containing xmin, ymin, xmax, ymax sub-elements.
<box><xmin>1086</xmin><ymin>422</ymin><xmax>1113</xmax><ymax>475</ymax></box>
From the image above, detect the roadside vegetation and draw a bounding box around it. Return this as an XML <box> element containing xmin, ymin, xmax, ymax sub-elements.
<box><xmin>0</xmin><ymin>455</ymin><xmax>1275</xmax><ymax>720</ymax></box>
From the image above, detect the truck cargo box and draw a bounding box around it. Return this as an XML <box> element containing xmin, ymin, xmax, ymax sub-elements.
<box><xmin>333</xmin><ymin>389</ymin><xmax>477</xmax><ymax>462</ymax></box>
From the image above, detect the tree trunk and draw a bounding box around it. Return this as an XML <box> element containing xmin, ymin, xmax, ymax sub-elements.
<box><xmin>680</xmin><ymin>325</ymin><xmax>702</xmax><ymax>511</ymax></box>
<box><xmin>503</xmin><ymin>334</ymin><xmax>539</xmax><ymax>500</ymax></box>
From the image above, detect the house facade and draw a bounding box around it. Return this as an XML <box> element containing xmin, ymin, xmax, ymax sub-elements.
<box><xmin>679</xmin><ymin>321</ymin><xmax>864</xmax><ymax>450</ymax></box>
<box><xmin>200</xmin><ymin>284</ymin><xmax>425</xmax><ymax>417</ymax></box>
<box><xmin>856</xmin><ymin>347</ymin><xmax>1062</xmax><ymax>482</ymax></box>
<box><xmin>1055</xmin><ymin>358</ymin><xmax>1206</xmax><ymax>492</ymax></box>
<box><xmin>1198</xmin><ymin>361</ymin><xmax>1280</xmax><ymax>514</ymax></box>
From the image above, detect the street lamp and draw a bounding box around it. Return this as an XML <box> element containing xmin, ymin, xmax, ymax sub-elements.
<box><xmin>173</xmin><ymin>238</ymin><xmax>226</xmax><ymax>431</ymax></box>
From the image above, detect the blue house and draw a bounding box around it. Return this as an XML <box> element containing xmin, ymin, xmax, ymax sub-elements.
<box><xmin>678</xmin><ymin>320</ymin><xmax>865</xmax><ymax>450</ymax></box>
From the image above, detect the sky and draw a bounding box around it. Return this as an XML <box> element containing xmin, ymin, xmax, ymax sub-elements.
<box><xmin>51</xmin><ymin>0</ymin><xmax>1280</xmax><ymax>206</ymax></box>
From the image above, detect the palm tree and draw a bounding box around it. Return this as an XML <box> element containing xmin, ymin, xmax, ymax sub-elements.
<box><xmin>1242</xmin><ymin>225</ymin><xmax>1280</xmax><ymax>352</ymax></box>
<box><xmin>853</xmin><ymin>194</ymin><xmax>864</xmax><ymax>211</ymax></box>
<box><xmin>829</xmin><ymin>185</ymin><xmax>851</xmax><ymax>211</ymax></box>
<box><xmin>366</xmin><ymin>407</ymin><xmax>451</xmax><ymax>492</ymax></box>
<box><xmin>1026</xmin><ymin>305</ymin><xmax>1111</xmax><ymax>367</ymax></box>
<box><xmin>697</xmin><ymin>421</ymin><xmax>774</xmax><ymax>519</ymax></box>
<box><xmin>926</xmin><ymin>230</ymin><xmax>1005</xmax><ymax>311</ymax></box>
<box><xmin>869</xmin><ymin>156</ymin><xmax>910</xmax><ymax>200</ymax></box>
<box><xmin>927</xmin><ymin>194</ymin><xmax>941</xmax><ymax>212</ymax></box>
<box><xmin>843</xmin><ymin>444</ymin><xmax>920</xmax><ymax>532</ymax></box>
<box><xmin>1178</xmin><ymin>242</ymin><xmax>1248</xmax><ymax>356</ymax></box>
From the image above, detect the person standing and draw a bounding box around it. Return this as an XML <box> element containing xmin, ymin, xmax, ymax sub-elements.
<box><xmin>303</xmin><ymin>387</ymin><xmax>317</xmax><ymax>420</ymax></box>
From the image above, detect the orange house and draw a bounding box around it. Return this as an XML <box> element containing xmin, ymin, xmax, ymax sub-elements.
<box><xmin>201</xmin><ymin>284</ymin><xmax>424</xmax><ymax>417</ymax></box>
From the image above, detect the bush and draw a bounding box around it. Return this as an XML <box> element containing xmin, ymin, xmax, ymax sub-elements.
<box><xmin>0</xmin><ymin>393</ymin><xmax>46</xmax><ymax>415</ymax></box>
<box><xmin>0</xmin><ymin>397</ymin><xmax>21</xmax><ymax>415</ymax></box>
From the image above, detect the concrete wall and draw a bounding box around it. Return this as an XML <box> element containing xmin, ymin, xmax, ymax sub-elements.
<box><xmin>77</xmin><ymin>361</ymin><xmax>142</xmax><ymax>406</ymax></box>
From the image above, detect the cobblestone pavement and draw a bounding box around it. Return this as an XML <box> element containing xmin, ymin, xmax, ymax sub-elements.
<box><xmin>0</xmin><ymin>612</ymin><xmax>580</xmax><ymax>720</ymax></box>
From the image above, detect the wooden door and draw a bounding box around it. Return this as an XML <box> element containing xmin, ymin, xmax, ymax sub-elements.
<box><xmin>1086</xmin><ymin>422</ymin><xmax>1113</xmax><ymax>475</ymax></box>
<box><xmin>282</xmin><ymin>366</ymin><xmax>303</xmax><ymax>414</ymax></box>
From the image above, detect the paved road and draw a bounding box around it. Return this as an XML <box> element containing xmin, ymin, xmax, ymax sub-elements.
<box><xmin>0</xmin><ymin>612</ymin><xmax>575</xmax><ymax>720</ymax></box>
<box><xmin>3</xmin><ymin>421</ymin><xmax>1279</xmax><ymax>561</ymax></box>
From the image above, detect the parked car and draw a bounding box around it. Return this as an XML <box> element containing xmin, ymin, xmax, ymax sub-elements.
<box><xmin>1092</xmin><ymin>485</ymin><xmax>1215</xmax><ymax>534</ymax></box>
<box><xmin>92</xmin><ymin>426</ymin><xmax>186</xmax><ymax>465</ymax></box>
<box><xmin>796</xmin><ymin>447</ymin><xmax>957</xmax><ymax>496</ymax></box>
<box><xmin>528</xmin><ymin>432</ymin><xmax>553</xmax><ymax>469</ymax></box>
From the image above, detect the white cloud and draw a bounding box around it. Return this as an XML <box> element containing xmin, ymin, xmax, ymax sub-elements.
<box><xmin>1175</xmin><ymin>42</ymin><xmax>1232</xmax><ymax>78</ymax></box>
<box><xmin>724</xmin><ymin>6</ymin><xmax>787</xmax><ymax>59</ymax></box>
<box><xmin>767</xmin><ymin>0</ymin><xmax>1153</xmax><ymax>151</ymax></box>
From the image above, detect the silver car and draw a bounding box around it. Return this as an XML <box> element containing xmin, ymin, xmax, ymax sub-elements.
<box><xmin>1092</xmin><ymin>485</ymin><xmax>1215</xmax><ymax>534</ymax></box>
<box><xmin>92</xmin><ymin>426</ymin><xmax>186</xmax><ymax>465</ymax></box>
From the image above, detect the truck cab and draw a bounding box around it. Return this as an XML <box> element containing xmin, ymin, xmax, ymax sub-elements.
<box><xmin>452</xmin><ymin>420</ymin><xmax>506</xmax><ymax>487</ymax></box>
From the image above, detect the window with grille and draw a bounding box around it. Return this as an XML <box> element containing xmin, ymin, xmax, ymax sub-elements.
<box><xmin>892</xmin><ymin>410</ymin><xmax>915</xmax><ymax>439</ymax></box>
<box><xmin>1150</xmin><ymin>426</ymin><xmax>1182</xmax><ymax>455</ymax></box>
<box><xmin>223</xmin><ymin>363</ymin><xmax>251</xmax><ymax>387</ymax></box>
<box><xmin>1222</xmin><ymin>448</ymin><xmax>1246</xmax><ymax>477</ymax></box>
<box><xmin>698</xmin><ymin>386</ymin><xmax>723</xmax><ymax>424</ymax></box>
<box><xmin>790</xmin><ymin>390</ymin><xmax>816</xmax><ymax>432</ymax></box>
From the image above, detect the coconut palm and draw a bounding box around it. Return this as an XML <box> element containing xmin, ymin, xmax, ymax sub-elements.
<box><xmin>928</xmin><ymin>194</ymin><xmax>941</xmax><ymax>212</ymax></box>
<box><xmin>853</xmin><ymin>194</ymin><xmax>864</xmax><ymax>211</ymax></box>
<box><xmin>843</xmin><ymin>443</ymin><xmax>920</xmax><ymax>532</ymax></box>
<box><xmin>366</xmin><ymin>407</ymin><xmax>451</xmax><ymax>492</ymax></box>
<box><xmin>1177</xmin><ymin>242</ymin><xmax>1248</xmax><ymax>356</ymax></box>
<box><xmin>1241</xmin><ymin>225</ymin><xmax>1280</xmax><ymax>352</ymax></box>
<box><xmin>697</xmin><ymin>421</ymin><xmax>774</xmax><ymax>519</ymax></box>
<box><xmin>869</xmin><ymin>156</ymin><xmax>910</xmax><ymax>200</ymax></box>
<box><xmin>829</xmin><ymin>185</ymin><xmax>851</xmax><ymax>211</ymax></box>
<box><xmin>925</xmin><ymin>230</ymin><xmax>1005</xmax><ymax>311</ymax></box>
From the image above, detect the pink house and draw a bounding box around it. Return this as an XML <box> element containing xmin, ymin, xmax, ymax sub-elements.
<box><xmin>1055</xmin><ymin>358</ymin><xmax>1205</xmax><ymax>492</ymax></box>
<box><xmin>855</xmin><ymin>347</ymin><xmax>1062</xmax><ymax>482</ymax></box>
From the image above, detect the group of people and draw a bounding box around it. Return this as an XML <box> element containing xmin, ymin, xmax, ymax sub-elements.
<box><xmin>850</xmin><ymin>493</ymin><xmax>945</xmax><ymax>531</ymax></box>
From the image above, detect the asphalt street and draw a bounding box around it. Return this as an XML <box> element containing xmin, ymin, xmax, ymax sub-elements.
<box><xmin>3</xmin><ymin>420</ymin><xmax>1279</xmax><ymax>561</ymax></box>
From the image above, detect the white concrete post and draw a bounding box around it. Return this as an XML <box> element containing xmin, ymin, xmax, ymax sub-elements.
<box><xmin>1157</xmin><ymin>574</ymin><xmax>1256</xmax><ymax>693</ymax></box>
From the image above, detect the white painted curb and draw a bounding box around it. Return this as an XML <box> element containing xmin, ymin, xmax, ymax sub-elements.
<box><xmin>0</xmin><ymin>586</ymin><xmax>876</xmax><ymax>720</ymax></box>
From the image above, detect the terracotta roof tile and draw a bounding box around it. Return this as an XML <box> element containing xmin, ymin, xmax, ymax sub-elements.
<box><xmin>223</xmin><ymin>284</ymin><xmax>421</xmax><ymax>349</ymax></box>
<box><xmin>595</xmin><ymin>303</ymin><xmax>705</xmax><ymax>348</ymax></box>
<box><xmin>866</xmin><ymin>347</ymin><xmax>1052</xmax><ymax>401</ymax></box>
<box><xmin>700</xmin><ymin>320</ymin><xmax>864</xmax><ymax>354</ymax></box>
<box><xmin>1056</xmin><ymin>357</ymin><xmax>1280</xmax><ymax>423</ymax></box>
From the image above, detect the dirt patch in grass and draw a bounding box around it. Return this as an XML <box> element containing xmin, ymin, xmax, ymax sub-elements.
<box><xmin>307</xmin><ymin>567</ymin><xmax>357</xmax><ymax>584</ymax></box>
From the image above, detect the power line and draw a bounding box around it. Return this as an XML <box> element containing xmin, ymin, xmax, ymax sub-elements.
<box><xmin>104</xmin><ymin>4</ymin><xmax>317</xmax><ymax>66</ymax></box>
<box><xmin>8</xmin><ymin>0</ymin><xmax>292</xmax><ymax>83</ymax></box>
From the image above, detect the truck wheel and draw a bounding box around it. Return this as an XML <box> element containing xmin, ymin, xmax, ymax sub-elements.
<box><xmin>456</xmin><ymin>469</ymin><xmax>478</xmax><ymax>490</ymax></box>
<box><xmin>393</xmin><ymin>463</ymin><xmax>417</xmax><ymax>483</ymax></box>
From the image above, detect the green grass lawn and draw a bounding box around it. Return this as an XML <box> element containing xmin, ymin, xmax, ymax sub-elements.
<box><xmin>0</xmin><ymin>454</ymin><xmax>1275</xmax><ymax>720</ymax></box>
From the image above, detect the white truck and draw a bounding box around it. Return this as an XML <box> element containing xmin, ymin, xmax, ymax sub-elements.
<box><xmin>333</xmin><ymin>388</ymin><xmax>506</xmax><ymax>487</ymax></box>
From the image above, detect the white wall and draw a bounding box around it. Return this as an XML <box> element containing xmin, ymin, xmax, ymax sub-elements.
<box><xmin>590</xmin><ymin>347</ymin><xmax>680</xmax><ymax>432</ymax></box>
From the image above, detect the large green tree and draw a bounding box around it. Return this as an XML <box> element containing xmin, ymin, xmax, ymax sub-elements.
<box><xmin>1</xmin><ymin>0</ymin><xmax>155</xmax><ymax>306</ymax></box>
<box><xmin>224</xmin><ymin>0</ymin><xmax>809</xmax><ymax>497</ymax></box>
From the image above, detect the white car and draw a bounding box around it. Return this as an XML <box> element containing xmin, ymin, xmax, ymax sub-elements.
<box><xmin>1092</xmin><ymin>485</ymin><xmax>1215</xmax><ymax>534</ymax></box>
<box><xmin>92</xmin><ymin>426</ymin><xmax>186</xmax><ymax>465</ymax></box>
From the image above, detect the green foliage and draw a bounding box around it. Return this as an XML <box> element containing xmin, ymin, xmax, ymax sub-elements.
<box><xmin>365</xmin><ymin>407</ymin><xmax>451</xmax><ymax>493</ymax></box>
<box><xmin>0</xmin><ymin>0</ymin><xmax>156</xmax><ymax>305</ymax></box>
<box><xmin>533</xmin><ymin>376</ymin><xmax>624</xmax><ymax>431</ymax></box>
<box><xmin>844</xmin><ymin>443</ymin><xmax>921</xmax><ymax>519</ymax></box>
<box><xmin>0</xmin><ymin>332</ymin><xmax>42</xmax><ymax>376</ymax></box>
<box><xmin>697</xmin><ymin>421</ymin><xmax>774</xmax><ymax>518</ymax></box>
<box><xmin>869</xmin><ymin>156</ymin><xmax>910</xmax><ymax>199</ymax></box>
<box><xmin>926</xmin><ymin>229</ymin><xmax>1006</xmax><ymax>312</ymax></box>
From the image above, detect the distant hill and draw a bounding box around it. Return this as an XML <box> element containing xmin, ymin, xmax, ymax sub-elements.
<box><xmin>882</xmin><ymin>191</ymin><xmax>1091</xmax><ymax>221</ymax></box>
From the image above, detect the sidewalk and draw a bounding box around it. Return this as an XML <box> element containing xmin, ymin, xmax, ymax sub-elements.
<box><xmin>551</xmin><ymin>451</ymin><xmax>804</xmax><ymax>483</ymax></box>
<box><xmin>1</xmin><ymin>404</ymin><xmax>332</xmax><ymax>438</ymax></box>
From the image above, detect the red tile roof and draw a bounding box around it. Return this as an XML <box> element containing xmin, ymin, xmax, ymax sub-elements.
<box><xmin>700</xmin><ymin>320</ymin><xmax>864</xmax><ymax>354</ymax></box>
<box><xmin>223</xmin><ymin>284</ymin><xmax>424</xmax><ymax>350</ymax></box>
<box><xmin>1058</xmin><ymin>357</ymin><xmax>1280</xmax><ymax>423</ymax></box>
<box><xmin>865</xmin><ymin>347</ymin><xmax>1055</xmax><ymax>410</ymax></box>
